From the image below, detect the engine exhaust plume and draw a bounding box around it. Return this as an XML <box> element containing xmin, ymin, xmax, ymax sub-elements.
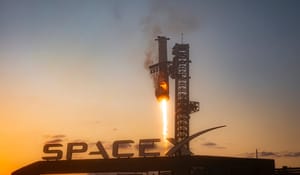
<box><xmin>160</xmin><ymin>98</ymin><xmax>168</xmax><ymax>140</ymax></box>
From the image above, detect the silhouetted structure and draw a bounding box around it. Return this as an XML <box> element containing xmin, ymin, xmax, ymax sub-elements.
<box><xmin>275</xmin><ymin>167</ymin><xmax>300</xmax><ymax>175</ymax></box>
<box><xmin>150</xmin><ymin>36</ymin><xmax>199</xmax><ymax>156</ymax></box>
<box><xmin>170</xmin><ymin>42</ymin><xmax>199</xmax><ymax>155</ymax></box>
<box><xmin>12</xmin><ymin>156</ymin><xmax>274</xmax><ymax>175</ymax></box>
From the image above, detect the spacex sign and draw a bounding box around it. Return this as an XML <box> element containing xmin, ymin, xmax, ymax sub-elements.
<box><xmin>42</xmin><ymin>126</ymin><xmax>225</xmax><ymax>161</ymax></box>
<box><xmin>43</xmin><ymin>139</ymin><xmax>163</xmax><ymax>161</ymax></box>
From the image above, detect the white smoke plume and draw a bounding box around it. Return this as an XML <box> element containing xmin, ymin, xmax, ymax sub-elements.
<box><xmin>142</xmin><ymin>0</ymin><xmax>200</xmax><ymax>69</ymax></box>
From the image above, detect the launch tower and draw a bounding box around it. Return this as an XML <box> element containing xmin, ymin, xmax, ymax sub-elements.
<box><xmin>170</xmin><ymin>43</ymin><xmax>199</xmax><ymax>156</ymax></box>
<box><xmin>150</xmin><ymin>36</ymin><xmax>199</xmax><ymax>156</ymax></box>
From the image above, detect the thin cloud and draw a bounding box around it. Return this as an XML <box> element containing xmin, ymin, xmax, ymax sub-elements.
<box><xmin>202</xmin><ymin>142</ymin><xmax>217</xmax><ymax>147</ymax></box>
<box><xmin>43</xmin><ymin>134</ymin><xmax>66</xmax><ymax>139</ymax></box>
<box><xmin>242</xmin><ymin>151</ymin><xmax>300</xmax><ymax>158</ymax></box>
<box><xmin>52</xmin><ymin>134</ymin><xmax>66</xmax><ymax>139</ymax></box>
<box><xmin>45</xmin><ymin>139</ymin><xmax>63</xmax><ymax>144</ymax></box>
<box><xmin>70</xmin><ymin>139</ymin><xmax>87</xmax><ymax>143</ymax></box>
<box><xmin>261</xmin><ymin>151</ymin><xmax>279</xmax><ymax>157</ymax></box>
<box><xmin>242</xmin><ymin>151</ymin><xmax>280</xmax><ymax>158</ymax></box>
<box><xmin>44</xmin><ymin>134</ymin><xmax>67</xmax><ymax>144</ymax></box>
<box><xmin>282</xmin><ymin>152</ymin><xmax>300</xmax><ymax>158</ymax></box>
<box><xmin>202</xmin><ymin>142</ymin><xmax>226</xmax><ymax>149</ymax></box>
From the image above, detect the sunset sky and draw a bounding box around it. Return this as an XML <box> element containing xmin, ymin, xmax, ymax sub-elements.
<box><xmin>1</xmin><ymin>0</ymin><xmax>300</xmax><ymax>174</ymax></box>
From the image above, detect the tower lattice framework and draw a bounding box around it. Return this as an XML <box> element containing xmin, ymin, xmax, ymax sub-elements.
<box><xmin>170</xmin><ymin>43</ymin><xmax>199</xmax><ymax>156</ymax></box>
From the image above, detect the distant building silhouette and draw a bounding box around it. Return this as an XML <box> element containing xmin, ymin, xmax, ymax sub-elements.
<box><xmin>275</xmin><ymin>166</ymin><xmax>300</xmax><ymax>175</ymax></box>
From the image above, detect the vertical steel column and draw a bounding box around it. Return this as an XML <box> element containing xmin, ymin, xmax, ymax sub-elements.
<box><xmin>171</xmin><ymin>43</ymin><xmax>199</xmax><ymax>156</ymax></box>
<box><xmin>172</xmin><ymin>43</ymin><xmax>191</xmax><ymax>155</ymax></box>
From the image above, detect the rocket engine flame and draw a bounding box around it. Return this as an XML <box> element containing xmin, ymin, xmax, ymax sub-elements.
<box><xmin>160</xmin><ymin>81</ymin><xmax>168</xmax><ymax>91</ymax></box>
<box><xmin>160</xmin><ymin>98</ymin><xmax>168</xmax><ymax>140</ymax></box>
<box><xmin>156</xmin><ymin>81</ymin><xmax>169</xmax><ymax>101</ymax></box>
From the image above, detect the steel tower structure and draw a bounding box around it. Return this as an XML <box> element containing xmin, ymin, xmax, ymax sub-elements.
<box><xmin>170</xmin><ymin>43</ymin><xmax>199</xmax><ymax>156</ymax></box>
<box><xmin>150</xmin><ymin>36</ymin><xmax>199</xmax><ymax>156</ymax></box>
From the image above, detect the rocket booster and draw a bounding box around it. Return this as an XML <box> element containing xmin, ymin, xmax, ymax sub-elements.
<box><xmin>155</xmin><ymin>36</ymin><xmax>170</xmax><ymax>101</ymax></box>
